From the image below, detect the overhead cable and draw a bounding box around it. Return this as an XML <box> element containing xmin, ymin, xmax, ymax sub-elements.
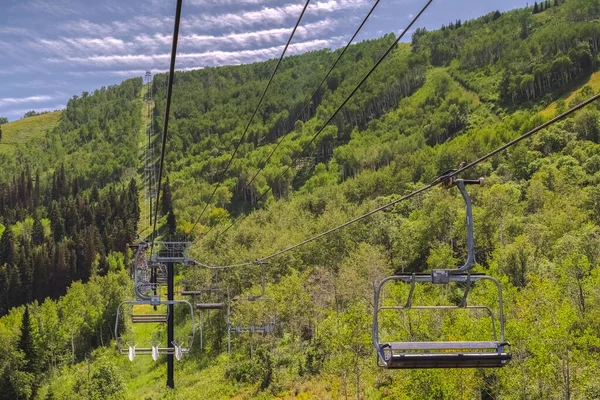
<box><xmin>241</xmin><ymin>0</ymin><xmax>384</xmax><ymax>194</ymax></box>
<box><xmin>194</xmin><ymin>93</ymin><xmax>600</xmax><ymax>268</ymax></box>
<box><xmin>188</xmin><ymin>0</ymin><xmax>312</xmax><ymax>235</ymax></box>
<box><xmin>150</xmin><ymin>0</ymin><xmax>183</xmax><ymax>257</ymax></box>
<box><xmin>211</xmin><ymin>0</ymin><xmax>434</xmax><ymax>240</ymax></box>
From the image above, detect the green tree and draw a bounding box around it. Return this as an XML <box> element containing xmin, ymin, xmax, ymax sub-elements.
<box><xmin>167</xmin><ymin>208</ymin><xmax>177</xmax><ymax>237</ymax></box>
<box><xmin>161</xmin><ymin>177</ymin><xmax>173</xmax><ymax>216</ymax></box>
<box><xmin>32</xmin><ymin>217</ymin><xmax>44</xmax><ymax>246</ymax></box>
<box><xmin>19</xmin><ymin>306</ymin><xmax>40</xmax><ymax>375</ymax></box>
<box><xmin>0</xmin><ymin>226</ymin><xmax>16</xmax><ymax>266</ymax></box>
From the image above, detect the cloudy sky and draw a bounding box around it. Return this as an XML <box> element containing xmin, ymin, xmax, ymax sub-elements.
<box><xmin>0</xmin><ymin>0</ymin><xmax>527</xmax><ymax>121</ymax></box>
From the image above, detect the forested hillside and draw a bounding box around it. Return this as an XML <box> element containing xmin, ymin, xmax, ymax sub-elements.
<box><xmin>3</xmin><ymin>0</ymin><xmax>600</xmax><ymax>398</ymax></box>
<box><xmin>0</xmin><ymin>80</ymin><xmax>143</xmax><ymax>397</ymax></box>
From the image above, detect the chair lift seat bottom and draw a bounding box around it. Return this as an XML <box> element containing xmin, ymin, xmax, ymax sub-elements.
<box><xmin>131</xmin><ymin>314</ymin><xmax>168</xmax><ymax>323</ymax></box>
<box><xmin>196</xmin><ymin>303</ymin><xmax>225</xmax><ymax>310</ymax></box>
<box><xmin>385</xmin><ymin>352</ymin><xmax>511</xmax><ymax>369</ymax></box>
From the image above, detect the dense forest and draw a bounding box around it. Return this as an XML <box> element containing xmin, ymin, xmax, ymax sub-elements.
<box><xmin>2</xmin><ymin>0</ymin><xmax>600</xmax><ymax>398</ymax></box>
<box><xmin>0</xmin><ymin>78</ymin><xmax>143</xmax><ymax>185</ymax></box>
<box><xmin>0</xmin><ymin>79</ymin><xmax>143</xmax><ymax>398</ymax></box>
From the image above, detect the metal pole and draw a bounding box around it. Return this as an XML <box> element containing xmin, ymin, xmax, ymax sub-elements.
<box><xmin>167</xmin><ymin>261</ymin><xmax>174</xmax><ymax>388</ymax></box>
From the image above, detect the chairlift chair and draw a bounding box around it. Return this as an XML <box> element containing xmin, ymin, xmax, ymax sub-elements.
<box><xmin>227</xmin><ymin>280</ymin><xmax>277</xmax><ymax>353</ymax></box>
<box><xmin>115</xmin><ymin>299</ymin><xmax>195</xmax><ymax>361</ymax></box>
<box><xmin>182</xmin><ymin>286</ymin><xmax>226</xmax><ymax>349</ymax></box>
<box><xmin>372</xmin><ymin>179</ymin><xmax>511</xmax><ymax>369</ymax></box>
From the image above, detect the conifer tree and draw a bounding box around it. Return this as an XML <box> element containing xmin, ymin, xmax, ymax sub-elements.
<box><xmin>0</xmin><ymin>367</ymin><xmax>17</xmax><ymax>400</ymax></box>
<box><xmin>0</xmin><ymin>226</ymin><xmax>16</xmax><ymax>266</ymax></box>
<box><xmin>50</xmin><ymin>202</ymin><xmax>64</xmax><ymax>242</ymax></box>
<box><xmin>18</xmin><ymin>306</ymin><xmax>39</xmax><ymax>375</ymax></box>
<box><xmin>32</xmin><ymin>217</ymin><xmax>44</xmax><ymax>246</ymax></box>
<box><xmin>167</xmin><ymin>208</ymin><xmax>177</xmax><ymax>237</ymax></box>
<box><xmin>161</xmin><ymin>177</ymin><xmax>173</xmax><ymax>216</ymax></box>
<box><xmin>533</xmin><ymin>1</ymin><xmax>539</xmax><ymax>13</ymax></box>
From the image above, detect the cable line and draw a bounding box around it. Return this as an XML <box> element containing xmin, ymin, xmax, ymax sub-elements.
<box><xmin>150</xmin><ymin>0</ymin><xmax>183</xmax><ymax>257</ymax></box>
<box><xmin>188</xmin><ymin>0</ymin><xmax>312</xmax><ymax>235</ymax></box>
<box><xmin>192</xmin><ymin>93</ymin><xmax>600</xmax><ymax>268</ymax></box>
<box><xmin>210</xmin><ymin>0</ymin><xmax>434</xmax><ymax>240</ymax></box>
<box><xmin>242</xmin><ymin>0</ymin><xmax>383</xmax><ymax>194</ymax></box>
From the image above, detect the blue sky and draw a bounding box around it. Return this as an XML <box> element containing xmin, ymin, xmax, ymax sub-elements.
<box><xmin>0</xmin><ymin>0</ymin><xmax>527</xmax><ymax>121</ymax></box>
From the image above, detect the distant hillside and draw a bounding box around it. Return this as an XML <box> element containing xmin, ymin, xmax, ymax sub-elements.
<box><xmin>3</xmin><ymin>0</ymin><xmax>600</xmax><ymax>399</ymax></box>
<box><xmin>0</xmin><ymin>111</ymin><xmax>62</xmax><ymax>156</ymax></box>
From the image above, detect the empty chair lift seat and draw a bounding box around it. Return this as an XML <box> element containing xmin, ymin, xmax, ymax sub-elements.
<box><xmin>131</xmin><ymin>314</ymin><xmax>168</xmax><ymax>323</ymax></box>
<box><xmin>378</xmin><ymin>340</ymin><xmax>510</xmax><ymax>369</ymax></box>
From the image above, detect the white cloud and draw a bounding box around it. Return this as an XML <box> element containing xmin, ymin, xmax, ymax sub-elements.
<box><xmin>59</xmin><ymin>0</ymin><xmax>366</xmax><ymax>36</ymax></box>
<box><xmin>28</xmin><ymin>37</ymin><xmax>131</xmax><ymax>56</ymax></box>
<box><xmin>3</xmin><ymin>104</ymin><xmax>65</xmax><ymax>119</ymax></box>
<box><xmin>34</xmin><ymin>17</ymin><xmax>338</xmax><ymax>64</ymax></box>
<box><xmin>0</xmin><ymin>95</ymin><xmax>54</xmax><ymax>108</ymax></box>
<box><xmin>136</xmin><ymin>18</ymin><xmax>338</xmax><ymax>51</ymax></box>
<box><xmin>49</xmin><ymin>38</ymin><xmax>340</xmax><ymax>69</ymax></box>
<box><xmin>21</xmin><ymin>0</ymin><xmax>80</xmax><ymax>16</ymax></box>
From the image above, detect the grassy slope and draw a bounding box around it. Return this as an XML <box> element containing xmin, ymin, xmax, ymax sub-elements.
<box><xmin>540</xmin><ymin>71</ymin><xmax>600</xmax><ymax>119</ymax></box>
<box><xmin>138</xmin><ymin>83</ymin><xmax>152</xmax><ymax>236</ymax></box>
<box><xmin>0</xmin><ymin>111</ymin><xmax>61</xmax><ymax>155</ymax></box>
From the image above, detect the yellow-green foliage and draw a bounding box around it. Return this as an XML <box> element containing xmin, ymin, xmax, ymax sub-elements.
<box><xmin>5</xmin><ymin>1</ymin><xmax>600</xmax><ymax>399</ymax></box>
<box><xmin>0</xmin><ymin>111</ymin><xmax>61</xmax><ymax>156</ymax></box>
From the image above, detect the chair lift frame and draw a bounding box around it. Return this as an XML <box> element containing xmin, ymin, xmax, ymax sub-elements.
<box><xmin>226</xmin><ymin>264</ymin><xmax>277</xmax><ymax>353</ymax></box>
<box><xmin>372</xmin><ymin>179</ymin><xmax>511</xmax><ymax>369</ymax></box>
<box><xmin>115</xmin><ymin>299</ymin><xmax>195</xmax><ymax>360</ymax></box>
<box><xmin>182</xmin><ymin>286</ymin><xmax>226</xmax><ymax>349</ymax></box>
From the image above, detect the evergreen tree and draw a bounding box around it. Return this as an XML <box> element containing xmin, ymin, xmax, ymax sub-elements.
<box><xmin>127</xmin><ymin>178</ymin><xmax>140</xmax><ymax>226</ymax></box>
<box><xmin>161</xmin><ymin>177</ymin><xmax>173</xmax><ymax>216</ymax></box>
<box><xmin>554</xmin><ymin>0</ymin><xmax>559</xmax><ymax>6</ymax></box>
<box><xmin>18</xmin><ymin>306</ymin><xmax>39</xmax><ymax>375</ymax></box>
<box><xmin>0</xmin><ymin>367</ymin><xmax>17</xmax><ymax>400</ymax></box>
<box><xmin>0</xmin><ymin>226</ymin><xmax>16</xmax><ymax>266</ymax></box>
<box><xmin>90</xmin><ymin>185</ymin><xmax>99</xmax><ymax>203</ymax></box>
<box><xmin>33</xmin><ymin>170</ymin><xmax>40</xmax><ymax>208</ymax></box>
<box><xmin>0</xmin><ymin>265</ymin><xmax>9</xmax><ymax>314</ymax></box>
<box><xmin>50</xmin><ymin>202</ymin><xmax>64</xmax><ymax>242</ymax></box>
<box><xmin>167</xmin><ymin>208</ymin><xmax>177</xmax><ymax>237</ymax></box>
<box><xmin>533</xmin><ymin>1</ymin><xmax>539</xmax><ymax>13</ymax></box>
<box><xmin>32</xmin><ymin>217</ymin><xmax>44</xmax><ymax>246</ymax></box>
